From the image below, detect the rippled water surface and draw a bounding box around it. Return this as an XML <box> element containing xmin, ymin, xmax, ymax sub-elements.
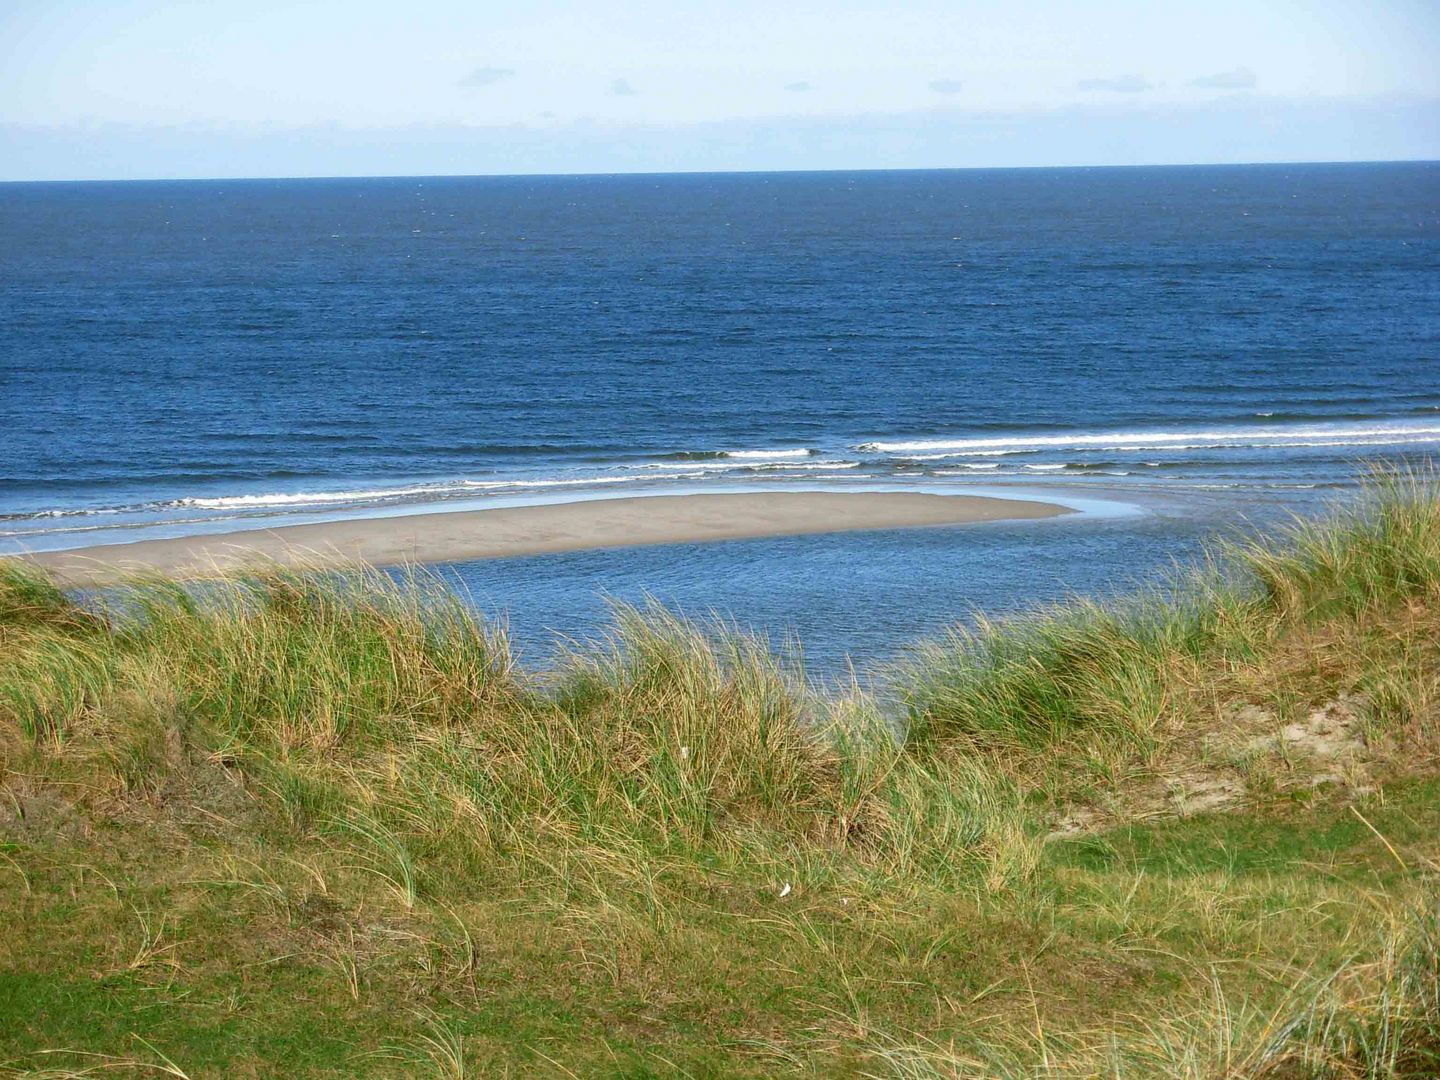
<box><xmin>3</xmin><ymin>163</ymin><xmax>1436</xmax><ymax>671</ymax></box>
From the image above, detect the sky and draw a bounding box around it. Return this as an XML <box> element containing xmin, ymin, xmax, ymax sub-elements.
<box><xmin>1</xmin><ymin>0</ymin><xmax>1437</xmax><ymax>180</ymax></box>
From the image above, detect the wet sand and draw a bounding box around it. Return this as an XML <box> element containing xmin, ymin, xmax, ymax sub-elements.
<box><xmin>17</xmin><ymin>491</ymin><xmax>1070</xmax><ymax>585</ymax></box>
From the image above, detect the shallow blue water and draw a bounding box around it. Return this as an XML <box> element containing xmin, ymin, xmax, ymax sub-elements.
<box><xmin>436</xmin><ymin>494</ymin><xmax>1224</xmax><ymax>681</ymax></box>
<box><xmin>2</xmin><ymin>163</ymin><xmax>1436</xmax><ymax>673</ymax></box>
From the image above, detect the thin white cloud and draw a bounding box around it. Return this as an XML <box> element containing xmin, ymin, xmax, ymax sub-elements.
<box><xmin>928</xmin><ymin>79</ymin><xmax>964</xmax><ymax>95</ymax></box>
<box><xmin>1077</xmin><ymin>74</ymin><xmax>1152</xmax><ymax>93</ymax></box>
<box><xmin>1191</xmin><ymin>66</ymin><xmax>1257</xmax><ymax>90</ymax></box>
<box><xmin>459</xmin><ymin>66</ymin><xmax>515</xmax><ymax>88</ymax></box>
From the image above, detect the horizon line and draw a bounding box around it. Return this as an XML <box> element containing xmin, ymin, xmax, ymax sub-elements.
<box><xmin>3</xmin><ymin>155</ymin><xmax>1437</xmax><ymax>186</ymax></box>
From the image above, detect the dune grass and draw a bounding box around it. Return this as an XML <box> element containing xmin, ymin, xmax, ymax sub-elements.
<box><xmin>1</xmin><ymin>469</ymin><xmax>1438</xmax><ymax>1076</ymax></box>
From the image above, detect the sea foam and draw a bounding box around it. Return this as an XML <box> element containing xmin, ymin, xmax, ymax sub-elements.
<box><xmin>856</xmin><ymin>421</ymin><xmax>1440</xmax><ymax>456</ymax></box>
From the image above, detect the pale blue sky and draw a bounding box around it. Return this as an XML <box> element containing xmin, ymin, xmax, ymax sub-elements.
<box><xmin>2</xmin><ymin>0</ymin><xmax>1437</xmax><ymax>179</ymax></box>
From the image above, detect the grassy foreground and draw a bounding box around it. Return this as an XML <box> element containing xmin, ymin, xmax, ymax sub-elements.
<box><xmin>1</xmin><ymin>474</ymin><xmax>1438</xmax><ymax>1077</ymax></box>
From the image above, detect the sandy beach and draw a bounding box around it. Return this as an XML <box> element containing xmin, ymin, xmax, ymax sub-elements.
<box><xmin>18</xmin><ymin>491</ymin><xmax>1069</xmax><ymax>585</ymax></box>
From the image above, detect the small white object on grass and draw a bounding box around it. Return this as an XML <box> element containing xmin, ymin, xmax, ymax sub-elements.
<box><xmin>777</xmin><ymin>882</ymin><xmax>792</xmax><ymax>899</ymax></box>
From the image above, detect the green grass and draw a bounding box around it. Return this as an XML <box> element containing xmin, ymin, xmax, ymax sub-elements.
<box><xmin>2</xmin><ymin>468</ymin><xmax>1438</xmax><ymax>1076</ymax></box>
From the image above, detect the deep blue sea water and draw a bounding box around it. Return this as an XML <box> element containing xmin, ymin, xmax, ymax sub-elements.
<box><xmin>2</xmin><ymin>163</ymin><xmax>1437</xmax><ymax>675</ymax></box>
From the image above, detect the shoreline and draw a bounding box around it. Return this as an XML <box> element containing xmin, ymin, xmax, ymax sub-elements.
<box><xmin>15</xmin><ymin>490</ymin><xmax>1070</xmax><ymax>586</ymax></box>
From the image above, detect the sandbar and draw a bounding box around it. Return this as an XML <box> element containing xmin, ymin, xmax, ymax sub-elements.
<box><xmin>17</xmin><ymin>491</ymin><xmax>1070</xmax><ymax>586</ymax></box>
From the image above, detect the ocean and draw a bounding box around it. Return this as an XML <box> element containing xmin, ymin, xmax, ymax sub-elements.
<box><xmin>2</xmin><ymin>162</ymin><xmax>1436</xmax><ymax>675</ymax></box>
